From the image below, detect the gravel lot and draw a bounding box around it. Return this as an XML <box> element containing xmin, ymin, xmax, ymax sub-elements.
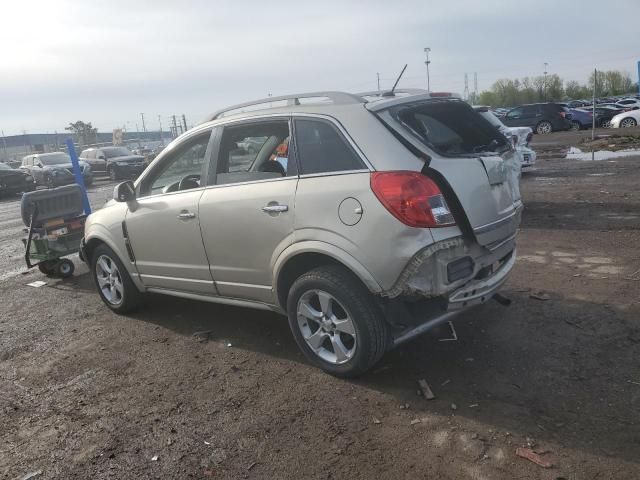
<box><xmin>1</xmin><ymin>146</ymin><xmax>639</xmax><ymax>479</ymax></box>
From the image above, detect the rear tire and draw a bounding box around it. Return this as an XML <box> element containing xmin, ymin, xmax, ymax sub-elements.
<box><xmin>570</xmin><ymin>120</ymin><xmax>581</xmax><ymax>131</ymax></box>
<box><xmin>286</xmin><ymin>265</ymin><xmax>388</xmax><ymax>378</ymax></box>
<box><xmin>91</xmin><ymin>244</ymin><xmax>142</xmax><ymax>313</ymax></box>
<box><xmin>620</xmin><ymin>117</ymin><xmax>637</xmax><ymax>128</ymax></box>
<box><xmin>536</xmin><ymin>121</ymin><xmax>553</xmax><ymax>135</ymax></box>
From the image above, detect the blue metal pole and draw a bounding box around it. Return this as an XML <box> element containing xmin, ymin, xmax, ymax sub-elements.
<box><xmin>65</xmin><ymin>138</ymin><xmax>91</xmax><ymax>215</ymax></box>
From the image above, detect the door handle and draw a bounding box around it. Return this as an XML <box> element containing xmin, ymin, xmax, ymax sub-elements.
<box><xmin>262</xmin><ymin>204</ymin><xmax>288</xmax><ymax>213</ymax></box>
<box><xmin>177</xmin><ymin>212</ymin><xmax>196</xmax><ymax>220</ymax></box>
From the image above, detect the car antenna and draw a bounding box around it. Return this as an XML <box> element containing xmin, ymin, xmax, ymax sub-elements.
<box><xmin>382</xmin><ymin>64</ymin><xmax>408</xmax><ymax>97</ymax></box>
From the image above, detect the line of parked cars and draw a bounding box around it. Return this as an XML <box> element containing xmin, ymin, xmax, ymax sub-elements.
<box><xmin>493</xmin><ymin>95</ymin><xmax>640</xmax><ymax>134</ymax></box>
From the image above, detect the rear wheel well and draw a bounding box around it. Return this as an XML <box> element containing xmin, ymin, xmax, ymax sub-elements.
<box><xmin>277</xmin><ymin>252</ymin><xmax>359</xmax><ymax>310</ymax></box>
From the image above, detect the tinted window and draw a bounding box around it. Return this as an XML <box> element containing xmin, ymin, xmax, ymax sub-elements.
<box><xmin>505</xmin><ymin>107</ymin><xmax>523</xmax><ymax>118</ymax></box>
<box><xmin>522</xmin><ymin>105</ymin><xmax>539</xmax><ymax>115</ymax></box>
<box><xmin>139</xmin><ymin>132</ymin><xmax>211</xmax><ymax>197</ymax></box>
<box><xmin>216</xmin><ymin>120</ymin><xmax>295</xmax><ymax>185</ymax></box>
<box><xmin>394</xmin><ymin>101</ymin><xmax>509</xmax><ymax>156</ymax></box>
<box><xmin>294</xmin><ymin>119</ymin><xmax>364</xmax><ymax>175</ymax></box>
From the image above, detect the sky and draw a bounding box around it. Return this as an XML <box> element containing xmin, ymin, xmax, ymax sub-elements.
<box><xmin>0</xmin><ymin>0</ymin><xmax>638</xmax><ymax>136</ymax></box>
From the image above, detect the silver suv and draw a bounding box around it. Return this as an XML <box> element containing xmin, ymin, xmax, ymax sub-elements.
<box><xmin>80</xmin><ymin>90</ymin><xmax>522</xmax><ymax>377</ymax></box>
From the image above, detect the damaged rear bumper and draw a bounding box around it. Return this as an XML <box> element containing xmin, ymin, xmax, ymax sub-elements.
<box><xmin>381</xmin><ymin>237</ymin><xmax>517</xmax><ymax>346</ymax></box>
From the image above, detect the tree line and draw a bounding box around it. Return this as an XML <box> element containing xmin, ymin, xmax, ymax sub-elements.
<box><xmin>475</xmin><ymin>70</ymin><xmax>637</xmax><ymax>107</ymax></box>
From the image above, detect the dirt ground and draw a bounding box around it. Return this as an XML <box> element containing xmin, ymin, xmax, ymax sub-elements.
<box><xmin>1</xmin><ymin>145</ymin><xmax>639</xmax><ymax>479</ymax></box>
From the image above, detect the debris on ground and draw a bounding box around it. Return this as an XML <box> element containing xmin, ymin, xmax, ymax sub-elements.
<box><xmin>151</xmin><ymin>455</ymin><xmax>159</xmax><ymax>462</ymax></box>
<box><xmin>20</xmin><ymin>471</ymin><xmax>42</xmax><ymax>480</ymax></box>
<box><xmin>417</xmin><ymin>379</ymin><xmax>436</xmax><ymax>400</ymax></box>
<box><xmin>451</xmin><ymin>403</ymin><xmax>458</xmax><ymax>411</ymax></box>
<box><xmin>530</xmin><ymin>291</ymin><xmax>550</xmax><ymax>301</ymax></box>
<box><xmin>515</xmin><ymin>447</ymin><xmax>553</xmax><ymax>468</ymax></box>
<box><xmin>193</xmin><ymin>331</ymin><xmax>213</xmax><ymax>342</ymax></box>
<box><xmin>247</xmin><ymin>462</ymin><xmax>257</xmax><ymax>470</ymax></box>
<box><xmin>438</xmin><ymin>321</ymin><xmax>458</xmax><ymax>342</ymax></box>
<box><xmin>26</xmin><ymin>281</ymin><xmax>47</xmax><ymax>288</ymax></box>
<box><xmin>372</xmin><ymin>417</ymin><xmax>381</xmax><ymax>424</ymax></box>
<box><xmin>410</xmin><ymin>419</ymin><xmax>421</xmax><ymax>426</ymax></box>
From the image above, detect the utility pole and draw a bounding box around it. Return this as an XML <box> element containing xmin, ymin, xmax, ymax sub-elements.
<box><xmin>424</xmin><ymin>47</ymin><xmax>431</xmax><ymax>91</ymax></box>
<box><xmin>140</xmin><ymin>113</ymin><xmax>147</xmax><ymax>133</ymax></box>
<box><xmin>1</xmin><ymin>130</ymin><xmax>7</xmax><ymax>161</ymax></box>
<box><xmin>543</xmin><ymin>62</ymin><xmax>549</xmax><ymax>101</ymax></box>
<box><xmin>377</xmin><ymin>72</ymin><xmax>381</xmax><ymax>91</ymax></box>
<box><xmin>135</xmin><ymin>123</ymin><xmax>141</xmax><ymax>147</ymax></box>
<box><xmin>592</xmin><ymin>68</ymin><xmax>597</xmax><ymax>141</ymax></box>
<box><xmin>158</xmin><ymin>115</ymin><xmax>164</xmax><ymax>146</ymax></box>
<box><xmin>182</xmin><ymin>114</ymin><xmax>188</xmax><ymax>133</ymax></box>
<box><xmin>463</xmin><ymin>73</ymin><xmax>469</xmax><ymax>101</ymax></box>
<box><xmin>473</xmin><ymin>72</ymin><xmax>478</xmax><ymax>100</ymax></box>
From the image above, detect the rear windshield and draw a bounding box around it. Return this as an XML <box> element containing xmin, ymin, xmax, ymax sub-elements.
<box><xmin>390</xmin><ymin>101</ymin><xmax>509</xmax><ymax>157</ymax></box>
<box><xmin>39</xmin><ymin>153</ymin><xmax>71</xmax><ymax>165</ymax></box>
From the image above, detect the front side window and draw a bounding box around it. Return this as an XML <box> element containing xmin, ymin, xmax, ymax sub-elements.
<box><xmin>505</xmin><ymin>107</ymin><xmax>523</xmax><ymax>119</ymax></box>
<box><xmin>139</xmin><ymin>131</ymin><xmax>211</xmax><ymax>197</ymax></box>
<box><xmin>216</xmin><ymin>120</ymin><xmax>295</xmax><ymax>185</ymax></box>
<box><xmin>103</xmin><ymin>147</ymin><xmax>132</xmax><ymax>158</ymax></box>
<box><xmin>294</xmin><ymin>119</ymin><xmax>364</xmax><ymax>175</ymax></box>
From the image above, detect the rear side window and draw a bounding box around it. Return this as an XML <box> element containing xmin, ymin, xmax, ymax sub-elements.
<box><xmin>294</xmin><ymin>119</ymin><xmax>365</xmax><ymax>175</ymax></box>
<box><xmin>391</xmin><ymin>101</ymin><xmax>509</xmax><ymax>157</ymax></box>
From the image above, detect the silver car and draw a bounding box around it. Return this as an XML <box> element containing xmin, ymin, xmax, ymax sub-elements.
<box><xmin>80</xmin><ymin>89</ymin><xmax>522</xmax><ymax>377</ymax></box>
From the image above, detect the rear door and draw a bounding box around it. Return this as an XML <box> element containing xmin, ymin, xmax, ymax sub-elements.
<box><xmin>198</xmin><ymin>118</ymin><xmax>297</xmax><ymax>303</ymax></box>
<box><xmin>370</xmin><ymin>98</ymin><xmax>522</xmax><ymax>249</ymax></box>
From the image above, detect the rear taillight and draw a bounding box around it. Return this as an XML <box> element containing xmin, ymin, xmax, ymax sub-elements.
<box><xmin>559</xmin><ymin>111</ymin><xmax>566</xmax><ymax>118</ymax></box>
<box><xmin>370</xmin><ymin>171</ymin><xmax>455</xmax><ymax>228</ymax></box>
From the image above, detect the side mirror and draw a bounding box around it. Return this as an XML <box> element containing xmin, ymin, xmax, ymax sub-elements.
<box><xmin>114</xmin><ymin>180</ymin><xmax>136</xmax><ymax>203</ymax></box>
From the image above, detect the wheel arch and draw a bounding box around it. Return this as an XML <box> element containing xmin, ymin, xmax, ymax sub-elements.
<box><xmin>273</xmin><ymin>242</ymin><xmax>382</xmax><ymax>310</ymax></box>
<box><xmin>83</xmin><ymin>225</ymin><xmax>145</xmax><ymax>291</ymax></box>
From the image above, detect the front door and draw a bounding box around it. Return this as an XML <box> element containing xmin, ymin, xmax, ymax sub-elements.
<box><xmin>198</xmin><ymin>118</ymin><xmax>297</xmax><ymax>303</ymax></box>
<box><xmin>125</xmin><ymin>129</ymin><xmax>216</xmax><ymax>294</ymax></box>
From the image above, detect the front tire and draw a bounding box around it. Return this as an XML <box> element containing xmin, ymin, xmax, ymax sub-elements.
<box><xmin>108</xmin><ymin>168</ymin><xmax>118</xmax><ymax>181</ymax></box>
<box><xmin>286</xmin><ymin>266</ymin><xmax>388</xmax><ymax>378</ymax></box>
<box><xmin>620</xmin><ymin>117</ymin><xmax>637</xmax><ymax>128</ymax></box>
<box><xmin>91</xmin><ymin>244</ymin><xmax>142</xmax><ymax>313</ymax></box>
<box><xmin>536</xmin><ymin>121</ymin><xmax>553</xmax><ymax>135</ymax></box>
<box><xmin>570</xmin><ymin>120</ymin><xmax>581</xmax><ymax>131</ymax></box>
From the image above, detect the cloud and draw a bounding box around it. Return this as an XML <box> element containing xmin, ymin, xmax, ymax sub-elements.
<box><xmin>0</xmin><ymin>0</ymin><xmax>638</xmax><ymax>134</ymax></box>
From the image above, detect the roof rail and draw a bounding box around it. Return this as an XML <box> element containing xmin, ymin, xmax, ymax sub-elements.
<box><xmin>206</xmin><ymin>91</ymin><xmax>365</xmax><ymax>121</ymax></box>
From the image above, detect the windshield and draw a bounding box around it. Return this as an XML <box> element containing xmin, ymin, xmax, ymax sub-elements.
<box><xmin>0</xmin><ymin>162</ymin><xmax>12</xmax><ymax>170</ymax></box>
<box><xmin>102</xmin><ymin>147</ymin><xmax>133</xmax><ymax>158</ymax></box>
<box><xmin>392</xmin><ymin>101</ymin><xmax>509</xmax><ymax>156</ymax></box>
<box><xmin>39</xmin><ymin>153</ymin><xmax>71</xmax><ymax>165</ymax></box>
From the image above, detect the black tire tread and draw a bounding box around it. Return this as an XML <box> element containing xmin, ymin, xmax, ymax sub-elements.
<box><xmin>287</xmin><ymin>265</ymin><xmax>388</xmax><ymax>378</ymax></box>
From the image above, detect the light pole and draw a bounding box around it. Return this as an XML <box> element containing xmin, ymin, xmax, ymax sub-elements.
<box><xmin>543</xmin><ymin>62</ymin><xmax>548</xmax><ymax>101</ymax></box>
<box><xmin>424</xmin><ymin>47</ymin><xmax>431</xmax><ymax>91</ymax></box>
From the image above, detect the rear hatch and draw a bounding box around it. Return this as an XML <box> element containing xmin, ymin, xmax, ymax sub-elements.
<box><xmin>367</xmin><ymin>95</ymin><xmax>522</xmax><ymax>249</ymax></box>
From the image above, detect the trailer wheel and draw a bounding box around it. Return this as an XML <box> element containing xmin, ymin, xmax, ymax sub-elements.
<box><xmin>56</xmin><ymin>259</ymin><xmax>75</xmax><ymax>278</ymax></box>
<box><xmin>38</xmin><ymin>261</ymin><xmax>57</xmax><ymax>276</ymax></box>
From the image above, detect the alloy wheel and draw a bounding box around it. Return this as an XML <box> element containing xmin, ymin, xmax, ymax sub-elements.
<box><xmin>537</xmin><ymin>122</ymin><xmax>552</xmax><ymax>134</ymax></box>
<box><xmin>620</xmin><ymin>118</ymin><xmax>637</xmax><ymax>128</ymax></box>
<box><xmin>296</xmin><ymin>290</ymin><xmax>357</xmax><ymax>365</ymax></box>
<box><xmin>95</xmin><ymin>254</ymin><xmax>124</xmax><ymax>305</ymax></box>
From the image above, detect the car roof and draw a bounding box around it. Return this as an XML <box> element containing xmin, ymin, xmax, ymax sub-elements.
<box><xmin>202</xmin><ymin>89</ymin><xmax>462</xmax><ymax>126</ymax></box>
